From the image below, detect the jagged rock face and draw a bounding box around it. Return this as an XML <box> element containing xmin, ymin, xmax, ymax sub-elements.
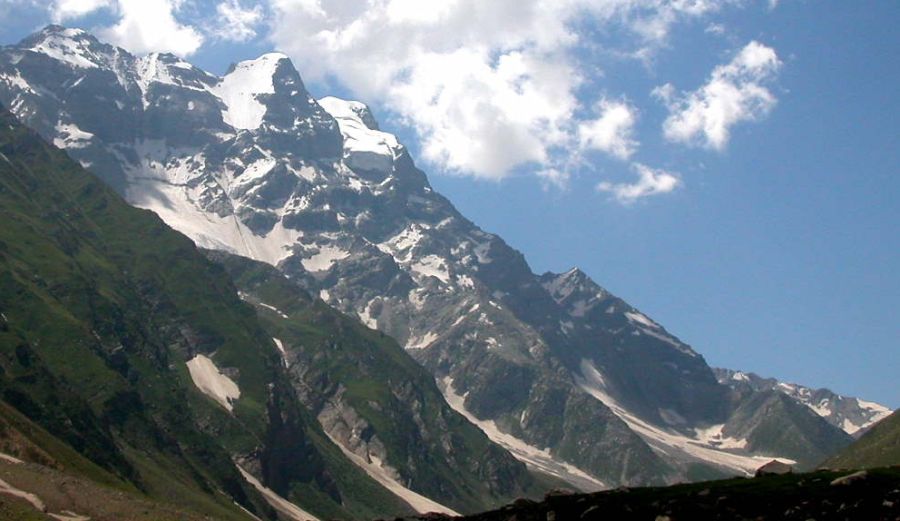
<box><xmin>719</xmin><ymin>391</ymin><xmax>853</xmax><ymax>468</ymax></box>
<box><xmin>0</xmin><ymin>104</ymin><xmax>413</xmax><ymax>521</ymax></box>
<box><xmin>210</xmin><ymin>252</ymin><xmax>539</xmax><ymax>513</ymax></box>
<box><xmin>0</xmin><ymin>26</ymin><xmax>885</xmax><ymax>488</ymax></box>
<box><xmin>715</xmin><ymin>368</ymin><xmax>893</xmax><ymax>437</ymax></box>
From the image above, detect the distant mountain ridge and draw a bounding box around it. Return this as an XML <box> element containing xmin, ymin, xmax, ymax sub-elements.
<box><xmin>714</xmin><ymin>368</ymin><xmax>892</xmax><ymax>437</ymax></box>
<box><xmin>0</xmin><ymin>25</ymin><xmax>888</xmax><ymax>493</ymax></box>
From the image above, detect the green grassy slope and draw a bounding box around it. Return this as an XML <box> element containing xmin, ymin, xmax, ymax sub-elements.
<box><xmin>209</xmin><ymin>251</ymin><xmax>542</xmax><ymax>514</ymax></box>
<box><xmin>0</xmin><ymin>104</ymin><xmax>409</xmax><ymax>520</ymax></box>
<box><xmin>826</xmin><ymin>410</ymin><xmax>900</xmax><ymax>469</ymax></box>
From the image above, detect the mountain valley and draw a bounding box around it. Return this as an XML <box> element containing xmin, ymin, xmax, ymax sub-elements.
<box><xmin>0</xmin><ymin>25</ymin><xmax>893</xmax><ymax>520</ymax></box>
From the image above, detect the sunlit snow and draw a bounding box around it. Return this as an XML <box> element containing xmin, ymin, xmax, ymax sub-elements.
<box><xmin>442</xmin><ymin>377</ymin><xmax>606</xmax><ymax>492</ymax></box>
<box><xmin>576</xmin><ymin>359</ymin><xmax>794</xmax><ymax>474</ymax></box>
<box><xmin>211</xmin><ymin>53</ymin><xmax>286</xmax><ymax>130</ymax></box>
<box><xmin>186</xmin><ymin>354</ymin><xmax>241</xmax><ymax>412</ymax></box>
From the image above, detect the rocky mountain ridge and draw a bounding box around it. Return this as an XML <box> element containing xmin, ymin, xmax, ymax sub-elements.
<box><xmin>715</xmin><ymin>368</ymin><xmax>892</xmax><ymax>437</ymax></box>
<box><xmin>0</xmin><ymin>25</ymin><xmax>888</xmax><ymax>494</ymax></box>
<box><xmin>0</xmin><ymin>101</ymin><xmax>413</xmax><ymax>520</ymax></box>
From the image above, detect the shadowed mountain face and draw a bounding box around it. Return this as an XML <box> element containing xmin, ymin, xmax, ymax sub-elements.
<box><xmin>0</xmin><ymin>25</ymin><xmax>880</xmax><ymax>490</ymax></box>
<box><xmin>0</xmin><ymin>102</ymin><xmax>420</xmax><ymax>520</ymax></box>
<box><xmin>206</xmin><ymin>250</ymin><xmax>542</xmax><ymax>514</ymax></box>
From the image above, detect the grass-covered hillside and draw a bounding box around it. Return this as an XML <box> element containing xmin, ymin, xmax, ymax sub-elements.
<box><xmin>208</xmin><ymin>251</ymin><xmax>544</xmax><ymax>514</ymax></box>
<box><xmin>826</xmin><ymin>411</ymin><xmax>900</xmax><ymax>470</ymax></box>
<box><xmin>0</xmin><ymin>103</ymin><xmax>410</xmax><ymax>520</ymax></box>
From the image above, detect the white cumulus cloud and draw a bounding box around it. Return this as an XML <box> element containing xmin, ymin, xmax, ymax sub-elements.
<box><xmin>49</xmin><ymin>0</ymin><xmax>111</xmax><ymax>22</ymax></box>
<box><xmin>98</xmin><ymin>0</ymin><xmax>203</xmax><ymax>56</ymax></box>
<box><xmin>578</xmin><ymin>98</ymin><xmax>638</xmax><ymax>160</ymax></box>
<box><xmin>212</xmin><ymin>0</ymin><xmax>263</xmax><ymax>42</ymax></box>
<box><xmin>597</xmin><ymin>163</ymin><xmax>681</xmax><ymax>203</ymax></box>
<box><xmin>655</xmin><ymin>40</ymin><xmax>782</xmax><ymax>150</ymax></box>
<box><xmin>267</xmin><ymin>0</ymin><xmax>733</xmax><ymax>180</ymax></box>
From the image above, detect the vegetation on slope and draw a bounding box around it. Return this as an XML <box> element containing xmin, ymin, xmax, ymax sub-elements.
<box><xmin>0</xmin><ymin>104</ymin><xmax>409</xmax><ymax>520</ymax></box>
<box><xmin>826</xmin><ymin>411</ymin><xmax>900</xmax><ymax>470</ymax></box>
<box><xmin>209</xmin><ymin>250</ymin><xmax>543</xmax><ymax>514</ymax></box>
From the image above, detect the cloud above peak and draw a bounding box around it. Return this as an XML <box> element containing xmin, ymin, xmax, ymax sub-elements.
<box><xmin>99</xmin><ymin>0</ymin><xmax>204</xmax><ymax>56</ymax></box>
<box><xmin>49</xmin><ymin>0</ymin><xmax>111</xmax><ymax>22</ymax></box>
<box><xmin>48</xmin><ymin>0</ymin><xmax>205</xmax><ymax>55</ymax></box>
<box><xmin>267</xmin><ymin>0</ymin><xmax>736</xmax><ymax>181</ymax></box>
<box><xmin>30</xmin><ymin>0</ymin><xmax>785</xmax><ymax>203</ymax></box>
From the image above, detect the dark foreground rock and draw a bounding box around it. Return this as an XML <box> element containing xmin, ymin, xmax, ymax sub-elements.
<box><xmin>394</xmin><ymin>467</ymin><xmax>900</xmax><ymax>521</ymax></box>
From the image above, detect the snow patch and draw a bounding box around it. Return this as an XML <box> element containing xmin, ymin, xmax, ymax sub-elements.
<box><xmin>125</xmin><ymin>176</ymin><xmax>300</xmax><ymax>266</ymax></box>
<box><xmin>407</xmin><ymin>289</ymin><xmax>427</xmax><ymax>310</ymax></box>
<box><xmin>809</xmin><ymin>399</ymin><xmax>832</xmax><ymax>418</ymax></box>
<box><xmin>322</xmin><ymin>431</ymin><xmax>457</xmax><ymax>516</ymax></box>
<box><xmin>569</xmin><ymin>300</ymin><xmax>593</xmax><ymax>318</ymax></box>
<box><xmin>211</xmin><ymin>53</ymin><xmax>285</xmax><ymax>130</ymax></box>
<box><xmin>300</xmin><ymin>245</ymin><xmax>350</xmax><ymax>272</ymax></box>
<box><xmin>639</xmin><ymin>327</ymin><xmax>697</xmax><ymax>356</ymax></box>
<box><xmin>319</xmin><ymin>96</ymin><xmax>401</xmax><ymax>173</ymax></box>
<box><xmin>234</xmin><ymin>157</ymin><xmax>277</xmax><ymax>186</ymax></box>
<box><xmin>28</xmin><ymin>31</ymin><xmax>98</xmax><ymax>69</ymax></box>
<box><xmin>257</xmin><ymin>302</ymin><xmax>289</xmax><ymax>319</ymax></box>
<box><xmin>186</xmin><ymin>355</ymin><xmax>241</xmax><ymax>412</ymax></box>
<box><xmin>358</xmin><ymin>301</ymin><xmax>378</xmax><ymax>329</ymax></box>
<box><xmin>625</xmin><ymin>311</ymin><xmax>658</xmax><ymax>329</ymax></box>
<box><xmin>693</xmin><ymin>424</ymin><xmax>748</xmax><ymax>450</ymax></box>
<box><xmin>857</xmin><ymin>398</ymin><xmax>891</xmax><ymax>415</ymax></box>
<box><xmin>441</xmin><ymin>377</ymin><xmax>605</xmax><ymax>492</ymax></box>
<box><xmin>410</xmin><ymin>255</ymin><xmax>450</xmax><ymax>283</ymax></box>
<box><xmin>272</xmin><ymin>338</ymin><xmax>288</xmax><ymax>367</ymax></box>
<box><xmin>237</xmin><ymin>465</ymin><xmax>320</xmax><ymax>521</ymax></box>
<box><xmin>731</xmin><ymin>371</ymin><xmax>750</xmax><ymax>382</ymax></box>
<box><xmin>576</xmin><ymin>359</ymin><xmax>793</xmax><ymax>475</ymax></box>
<box><xmin>406</xmin><ymin>332</ymin><xmax>438</xmax><ymax>350</ymax></box>
<box><xmin>456</xmin><ymin>274</ymin><xmax>475</xmax><ymax>289</ymax></box>
<box><xmin>53</xmin><ymin>122</ymin><xmax>94</xmax><ymax>149</ymax></box>
<box><xmin>377</xmin><ymin>225</ymin><xmax>425</xmax><ymax>260</ymax></box>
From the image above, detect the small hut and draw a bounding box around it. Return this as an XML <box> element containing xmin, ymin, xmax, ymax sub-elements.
<box><xmin>755</xmin><ymin>460</ymin><xmax>793</xmax><ymax>477</ymax></box>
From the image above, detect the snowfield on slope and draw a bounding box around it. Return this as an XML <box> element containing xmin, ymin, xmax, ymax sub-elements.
<box><xmin>237</xmin><ymin>465</ymin><xmax>320</xmax><ymax>521</ymax></box>
<box><xmin>186</xmin><ymin>354</ymin><xmax>241</xmax><ymax>412</ymax></box>
<box><xmin>441</xmin><ymin>377</ymin><xmax>606</xmax><ymax>492</ymax></box>
<box><xmin>210</xmin><ymin>53</ymin><xmax>284</xmax><ymax>130</ymax></box>
<box><xmin>576</xmin><ymin>359</ymin><xmax>794</xmax><ymax>475</ymax></box>
<box><xmin>322</xmin><ymin>431</ymin><xmax>459</xmax><ymax>516</ymax></box>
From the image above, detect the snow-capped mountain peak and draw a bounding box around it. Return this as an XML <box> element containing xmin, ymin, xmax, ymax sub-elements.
<box><xmin>319</xmin><ymin>96</ymin><xmax>403</xmax><ymax>174</ymax></box>
<box><xmin>135</xmin><ymin>52</ymin><xmax>213</xmax><ymax>91</ymax></box>
<box><xmin>22</xmin><ymin>25</ymin><xmax>102</xmax><ymax>70</ymax></box>
<box><xmin>715</xmin><ymin>368</ymin><xmax>893</xmax><ymax>436</ymax></box>
<box><xmin>212</xmin><ymin>53</ymin><xmax>297</xmax><ymax>130</ymax></box>
<box><xmin>0</xmin><ymin>26</ymin><xmax>879</xmax><ymax>490</ymax></box>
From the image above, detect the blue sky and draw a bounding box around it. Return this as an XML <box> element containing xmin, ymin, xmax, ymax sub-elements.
<box><xmin>1</xmin><ymin>0</ymin><xmax>898</xmax><ymax>407</ymax></box>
